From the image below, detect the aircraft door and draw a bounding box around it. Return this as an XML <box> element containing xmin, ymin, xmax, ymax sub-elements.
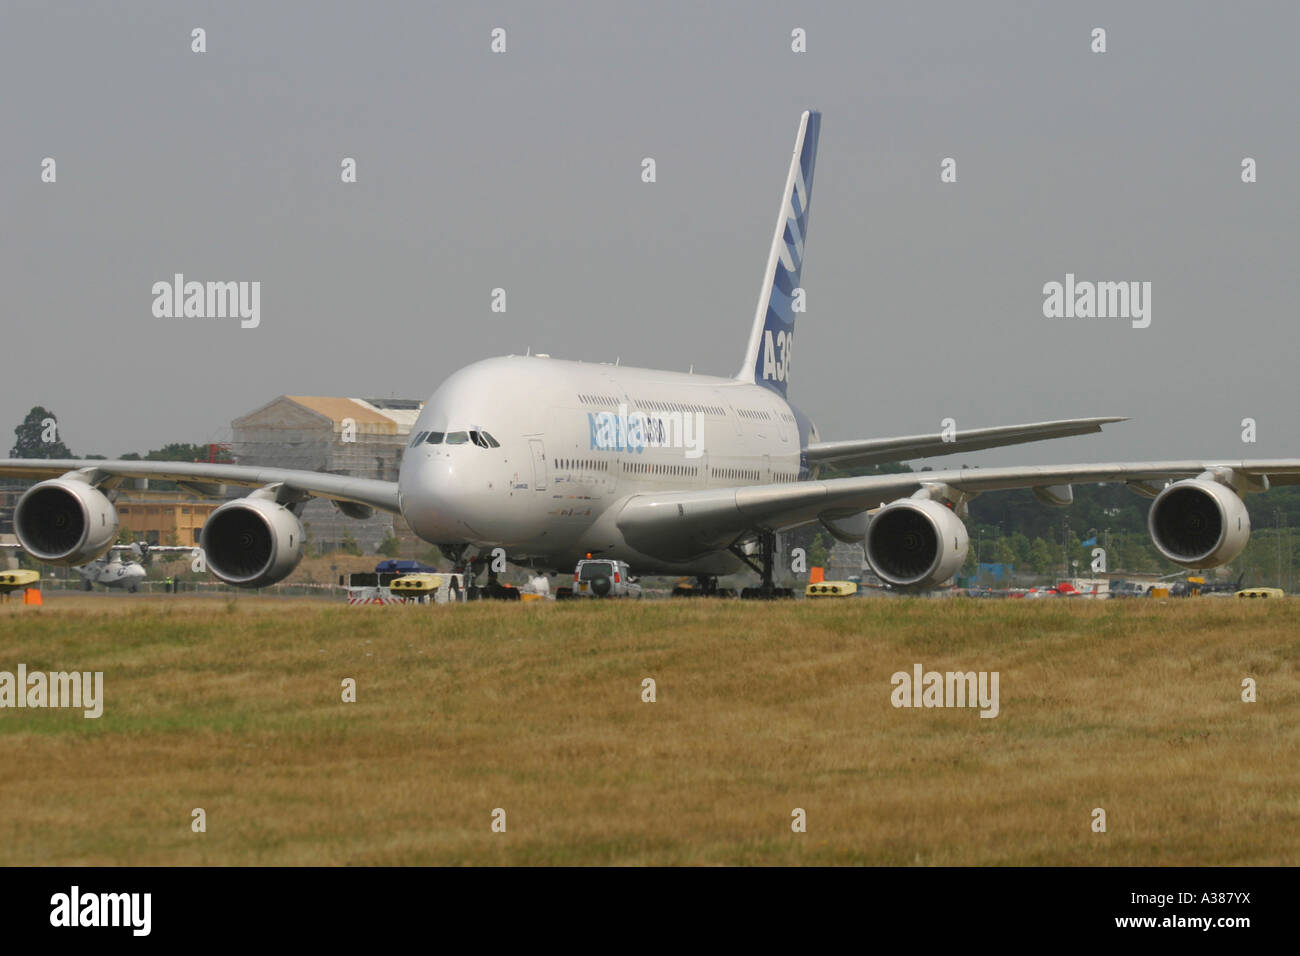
<box><xmin>529</xmin><ymin>439</ymin><xmax>548</xmax><ymax>492</ymax></box>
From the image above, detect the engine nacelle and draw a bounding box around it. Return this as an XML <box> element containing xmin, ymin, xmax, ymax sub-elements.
<box><xmin>820</xmin><ymin>511</ymin><xmax>867</xmax><ymax>544</ymax></box>
<box><xmin>1148</xmin><ymin>478</ymin><xmax>1250</xmax><ymax>569</ymax></box>
<box><xmin>865</xmin><ymin>498</ymin><xmax>969</xmax><ymax>589</ymax></box>
<box><xmin>14</xmin><ymin>478</ymin><xmax>119</xmax><ymax>566</ymax></box>
<box><xmin>200</xmin><ymin>496</ymin><xmax>305</xmax><ymax>588</ymax></box>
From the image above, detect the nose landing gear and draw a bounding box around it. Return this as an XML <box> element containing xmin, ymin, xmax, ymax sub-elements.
<box><xmin>446</xmin><ymin>546</ymin><xmax>520</xmax><ymax>601</ymax></box>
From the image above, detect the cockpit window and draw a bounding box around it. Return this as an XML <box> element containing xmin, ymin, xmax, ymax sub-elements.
<box><xmin>409</xmin><ymin>431</ymin><xmax>428</xmax><ymax>447</ymax></box>
<box><xmin>444</xmin><ymin>431</ymin><xmax>469</xmax><ymax>445</ymax></box>
<box><xmin>424</xmin><ymin>431</ymin><xmax>444</xmax><ymax>445</ymax></box>
<box><xmin>469</xmin><ymin>430</ymin><xmax>500</xmax><ymax>448</ymax></box>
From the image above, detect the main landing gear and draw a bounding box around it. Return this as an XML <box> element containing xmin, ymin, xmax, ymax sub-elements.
<box><xmin>670</xmin><ymin>575</ymin><xmax>738</xmax><ymax>598</ymax></box>
<box><xmin>730</xmin><ymin>531</ymin><xmax>795</xmax><ymax>600</ymax></box>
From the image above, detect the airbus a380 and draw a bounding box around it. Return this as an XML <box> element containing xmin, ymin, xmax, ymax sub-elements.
<box><xmin>4</xmin><ymin>110</ymin><xmax>1298</xmax><ymax>596</ymax></box>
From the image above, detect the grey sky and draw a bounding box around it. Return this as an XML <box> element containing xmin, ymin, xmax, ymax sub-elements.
<box><xmin>3</xmin><ymin>1</ymin><xmax>1297</xmax><ymax>466</ymax></box>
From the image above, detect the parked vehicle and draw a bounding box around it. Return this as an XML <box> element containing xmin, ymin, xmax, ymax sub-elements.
<box><xmin>571</xmin><ymin>558</ymin><xmax>643</xmax><ymax>598</ymax></box>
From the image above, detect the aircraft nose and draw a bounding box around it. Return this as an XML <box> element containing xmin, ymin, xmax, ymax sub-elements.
<box><xmin>401</xmin><ymin>454</ymin><xmax>475</xmax><ymax>541</ymax></box>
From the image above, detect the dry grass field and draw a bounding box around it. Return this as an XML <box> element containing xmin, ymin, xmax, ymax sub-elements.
<box><xmin>0</xmin><ymin>595</ymin><xmax>1296</xmax><ymax>865</ymax></box>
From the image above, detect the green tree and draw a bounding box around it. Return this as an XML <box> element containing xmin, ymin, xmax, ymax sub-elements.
<box><xmin>132</xmin><ymin>442</ymin><xmax>231</xmax><ymax>463</ymax></box>
<box><xmin>1009</xmin><ymin>531</ymin><xmax>1031</xmax><ymax>566</ymax></box>
<box><xmin>9</xmin><ymin>406</ymin><xmax>74</xmax><ymax>458</ymax></box>
<box><xmin>1027</xmin><ymin>538</ymin><xmax>1055</xmax><ymax>575</ymax></box>
<box><xmin>807</xmin><ymin>533</ymin><xmax>829</xmax><ymax>569</ymax></box>
<box><xmin>989</xmin><ymin>538</ymin><xmax>1016</xmax><ymax>566</ymax></box>
<box><xmin>338</xmin><ymin>532</ymin><xmax>363</xmax><ymax>556</ymax></box>
<box><xmin>376</xmin><ymin>530</ymin><xmax>401</xmax><ymax>558</ymax></box>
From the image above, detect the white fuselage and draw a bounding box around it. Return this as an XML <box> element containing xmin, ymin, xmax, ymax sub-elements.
<box><xmin>79</xmin><ymin>557</ymin><xmax>147</xmax><ymax>589</ymax></box>
<box><xmin>397</xmin><ymin>355</ymin><xmax>817</xmax><ymax>575</ymax></box>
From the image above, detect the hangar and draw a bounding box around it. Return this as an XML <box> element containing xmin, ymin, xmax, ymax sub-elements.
<box><xmin>231</xmin><ymin>396</ymin><xmax>424</xmax><ymax>552</ymax></box>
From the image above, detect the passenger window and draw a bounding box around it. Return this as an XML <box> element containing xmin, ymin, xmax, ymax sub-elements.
<box><xmin>425</xmin><ymin>432</ymin><xmax>445</xmax><ymax>445</ymax></box>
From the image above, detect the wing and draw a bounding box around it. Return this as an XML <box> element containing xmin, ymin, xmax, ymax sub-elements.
<box><xmin>0</xmin><ymin>459</ymin><xmax>399</xmax><ymax>514</ymax></box>
<box><xmin>615</xmin><ymin>459</ymin><xmax>1300</xmax><ymax>561</ymax></box>
<box><xmin>804</xmin><ymin>417</ymin><xmax>1126</xmax><ymax>470</ymax></box>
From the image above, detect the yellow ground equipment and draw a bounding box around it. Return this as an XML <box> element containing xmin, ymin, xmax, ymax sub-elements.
<box><xmin>0</xmin><ymin>569</ymin><xmax>40</xmax><ymax>599</ymax></box>
<box><xmin>1235</xmin><ymin>587</ymin><xmax>1284</xmax><ymax>599</ymax></box>
<box><xmin>805</xmin><ymin>580</ymin><xmax>859</xmax><ymax>598</ymax></box>
<box><xmin>390</xmin><ymin>573</ymin><xmax>443</xmax><ymax>598</ymax></box>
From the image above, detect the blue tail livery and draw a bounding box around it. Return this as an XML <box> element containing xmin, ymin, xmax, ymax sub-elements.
<box><xmin>737</xmin><ymin>109</ymin><xmax>821</xmax><ymax>397</ymax></box>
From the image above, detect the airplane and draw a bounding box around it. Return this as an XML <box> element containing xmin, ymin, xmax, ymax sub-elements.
<box><xmin>0</xmin><ymin>541</ymin><xmax>191</xmax><ymax>593</ymax></box>
<box><xmin>2</xmin><ymin>109</ymin><xmax>1299</xmax><ymax>598</ymax></box>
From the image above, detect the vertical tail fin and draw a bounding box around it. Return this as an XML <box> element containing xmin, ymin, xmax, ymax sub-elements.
<box><xmin>737</xmin><ymin>109</ymin><xmax>821</xmax><ymax>397</ymax></box>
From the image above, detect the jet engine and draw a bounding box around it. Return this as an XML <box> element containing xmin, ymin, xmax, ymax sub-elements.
<box><xmin>200</xmin><ymin>495</ymin><xmax>305</xmax><ymax>588</ymax></box>
<box><xmin>1148</xmin><ymin>479</ymin><xmax>1250</xmax><ymax>569</ymax></box>
<box><xmin>13</xmin><ymin>477</ymin><xmax>119</xmax><ymax>566</ymax></box>
<box><xmin>865</xmin><ymin>498</ymin><xmax>969</xmax><ymax>589</ymax></box>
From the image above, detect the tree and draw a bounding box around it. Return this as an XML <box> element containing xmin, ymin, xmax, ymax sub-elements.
<box><xmin>807</xmin><ymin>533</ymin><xmax>829</xmax><ymax>569</ymax></box>
<box><xmin>108</xmin><ymin>443</ymin><xmax>233</xmax><ymax>490</ymax></box>
<box><xmin>9</xmin><ymin>406</ymin><xmax>74</xmax><ymax>458</ymax></box>
<box><xmin>1027</xmin><ymin>538</ymin><xmax>1055</xmax><ymax>575</ymax></box>
<box><xmin>338</xmin><ymin>532</ymin><xmax>363</xmax><ymax>556</ymax></box>
<box><xmin>989</xmin><ymin>538</ymin><xmax>1016</xmax><ymax>566</ymax></box>
<box><xmin>126</xmin><ymin>442</ymin><xmax>231</xmax><ymax>463</ymax></box>
<box><xmin>376</xmin><ymin>530</ymin><xmax>401</xmax><ymax>558</ymax></box>
<box><xmin>1009</xmin><ymin>531</ymin><xmax>1031</xmax><ymax>565</ymax></box>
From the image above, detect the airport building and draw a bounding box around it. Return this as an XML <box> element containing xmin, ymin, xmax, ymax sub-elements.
<box><xmin>115</xmin><ymin>491</ymin><xmax>219</xmax><ymax>546</ymax></box>
<box><xmin>230</xmin><ymin>396</ymin><xmax>425</xmax><ymax>552</ymax></box>
<box><xmin>0</xmin><ymin>488</ymin><xmax>17</xmax><ymax>537</ymax></box>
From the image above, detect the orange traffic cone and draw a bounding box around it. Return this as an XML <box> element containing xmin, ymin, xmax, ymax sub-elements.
<box><xmin>23</xmin><ymin>588</ymin><xmax>43</xmax><ymax>605</ymax></box>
